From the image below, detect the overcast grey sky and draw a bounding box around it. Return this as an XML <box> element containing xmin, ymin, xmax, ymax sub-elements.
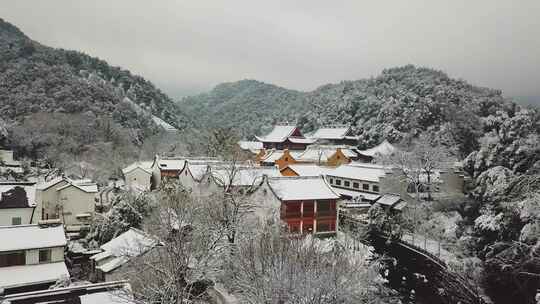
<box><xmin>3</xmin><ymin>0</ymin><xmax>539</xmax><ymax>99</ymax></box>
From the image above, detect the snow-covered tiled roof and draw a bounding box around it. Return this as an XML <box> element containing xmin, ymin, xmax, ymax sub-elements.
<box><xmin>357</xmin><ymin>140</ymin><xmax>396</xmax><ymax>157</ymax></box>
<box><xmin>152</xmin><ymin>116</ymin><xmax>177</xmax><ymax>132</ymax></box>
<box><xmin>0</xmin><ymin>182</ymin><xmax>36</xmax><ymax>208</ymax></box>
<box><xmin>260</xmin><ymin>150</ymin><xmax>303</xmax><ymax>163</ymax></box>
<box><xmin>2</xmin><ymin>281</ymin><xmax>135</xmax><ymax>304</ymax></box>
<box><xmin>0</xmin><ymin>262</ymin><xmax>69</xmax><ymax>289</ymax></box>
<box><xmin>255</xmin><ymin>125</ymin><xmax>298</xmax><ymax>143</ymax></box>
<box><xmin>327</xmin><ymin>165</ymin><xmax>387</xmax><ymax>183</ymax></box>
<box><xmin>260</xmin><ymin>150</ymin><xmax>284</xmax><ymax>163</ymax></box>
<box><xmin>122</xmin><ymin>161</ymin><xmax>154</xmax><ymax>175</ymax></box>
<box><xmin>37</xmin><ymin>177</ymin><xmax>98</xmax><ymax>193</ymax></box>
<box><xmin>185</xmin><ymin>163</ymin><xmax>209</xmax><ymax>181</ymax></box>
<box><xmin>211</xmin><ymin>167</ymin><xmax>280</xmax><ymax>187</ymax></box>
<box><xmin>375</xmin><ymin>194</ymin><xmax>402</xmax><ymax>207</ymax></box>
<box><xmin>294</xmin><ymin>146</ymin><xmax>358</xmax><ymax>162</ymax></box>
<box><xmin>331</xmin><ymin>187</ymin><xmax>381</xmax><ymax>201</ymax></box>
<box><xmin>0</xmin><ymin>224</ymin><xmax>67</xmax><ymax>252</ymax></box>
<box><xmin>309</xmin><ymin>126</ymin><xmax>351</xmax><ymax>140</ymax></box>
<box><xmin>79</xmin><ymin>283</ymin><xmax>135</xmax><ymax>304</ymax></box>
<box><xmin>90</xmin><ymin>250</ymin><xmax>113</xmax><ymax>262</ymax></box>
<box><xmin>238</xmin><ymin>141</ymin><xmax>263</xmax><ymax>151</ymax></box>
<box><xmin>57</xmin><ymin>182</ymin><xmax>98</xmax><ymax>193</ymax></box>
<box><xmin>282</xmin><ymin>164</ymin><xmax>332</xmax><ymax>176</ymax></box>
<box><xmin>157</xmin><ymin>159</ymin><xmax>186</xmax><ymax>171</ymax></box>
<box><xmin>267</xmin><ymin>176</ymin><xmax>340</xmax><ymax>201</ymax></box>
<box><xmin>100</xmin><ymin>228</ymin><xmax>158</xmax><ymax>257</ymax></box>
<box><xmin>288</xmin><ymin>137</ymin><xmax>317</xmax><ymax>144</ymax></box>
<box><xmin>97</xmin><ymin>256</ymin><xmax>130</xmax><ymax>273</ymax></box>
<box><xmin>295</xmin><ymin>149</ymin><xmax>336</xmax><ymax>162</ymax></box>
<box><xmin>36</xmin><ymin>177</ymin><xmax>65</xmax><ymax>190</ymax></box>
<box><xmin>91</xmin><ymin>228</ymin><xmax>159</xmax><ymax>273</ymax></box>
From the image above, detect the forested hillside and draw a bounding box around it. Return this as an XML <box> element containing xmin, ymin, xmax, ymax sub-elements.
<box><xmin>182</xmin><ymin>66</ymin><xmax>526</xmax><ymax>157</ymax></box>
<box><xmin>0</xmin><ymin>18</ymin><xmax>188</xmax><ymax>131</ymax></box>
<box><xmin>180</xmin><ymin>79</ymin><xmax>306</xmax><ymax>138</ymax></box>
<box><xmin>0</xmin><ymin>18</ymin><xmax>192</xmax><ymax>180</ymax></box>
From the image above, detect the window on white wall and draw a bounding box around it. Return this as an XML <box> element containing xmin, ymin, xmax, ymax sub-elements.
<box><xmin>0</xmin><ymin>251</ymin><xmax>25</xmax><ymax>267</ymax></box>
<box><xmin>11</xmin><ymin>217</ymin><xmax>22</xmax><ymax>225</ymax></box>
<box><xmin>39</xmin><ymin>249</ymin><xmax>51</xmax><ymax>263</ymax></box>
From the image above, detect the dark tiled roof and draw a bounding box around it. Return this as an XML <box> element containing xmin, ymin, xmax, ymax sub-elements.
<box><xmin>0</xmin><ymin>186</ymin><xmax>29</xmax><ymax>208</ymax></box>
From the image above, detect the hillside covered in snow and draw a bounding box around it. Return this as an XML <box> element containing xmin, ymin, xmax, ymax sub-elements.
<box><xmin>0</xmin><ymin>18</ymin><xmax>189</xmax><ymax>141</ymax></box>
<box><xmin>181</xmin><ymin>66</ymin><xmax>538</xmax><ymax>158</ymax></box>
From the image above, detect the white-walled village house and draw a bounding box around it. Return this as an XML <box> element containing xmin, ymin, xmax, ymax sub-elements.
<box><xmin>122</xmin><ymin>161</ymin><xmax>154</xmax><ymax>191</ymax></box>
<box><xmin>0</xmin><ymin>223</ymin><xmax>69</xmax><ymax>294</ymax></box>
<box><xmin>34</xmin><ymin>177</ymin><xmax>98</xmax><ymax>231</ymax></box>
<box><xmin>0</xmin><ymin>182</ymin><xmax>37</xmax><ymax>226</ymax></box>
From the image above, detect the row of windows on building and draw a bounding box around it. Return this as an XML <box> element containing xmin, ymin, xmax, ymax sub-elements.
<box><xmin>282</xmin><ymin>201</ymin><xmax>335</xmax><ymax>217</ymax></box>
<box><xmin>0</xmin><ymin>249</ymin><xmax>52</xmax><ymax>268</ymax></box>
<box><xmin>327</xmin><ymin>177</ymin><xmax>379</xmax><ymax>193</ymax></box>
<box><xmin>288</xmin><ymin>219</ymin><xmax>336</xmax><ymax>234</ymax></box>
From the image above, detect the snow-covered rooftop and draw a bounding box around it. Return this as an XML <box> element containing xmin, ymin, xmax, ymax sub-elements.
<box><xmin>268</xmin><ymin>176</ymin><xmax>340</xmax><ymax>201</ymax></box>
<box><xmin>332</xmin><ymin>187</ymin><xmax>381</xmax><ymax>201</ymax></box>
<box><xmin>152</xmin><ymin>116</ymin><xmax>177</xmax><ymax>132</ymax></box>
<box><xmin>238</xmin><ymin>141</ymin><xmax>263</xmax><ymax>152</ymax></box>
<box><xmin>282</xmin><ymin>164</ymin><xmax>332</xmax><ymax>176</ymax></box>
<box><xmin>295</xmin><ymin>149</ymin><xmax>335</xmax><ymax>162</ymax></box>
<box><xmin>327</xmin><ymin>164</ymin><xmax>387</xmax><ymax>183</ymax></box>
<box><xmin>255</xmin><ymin>125</ymin><xmax>315</xmax><ymax>144</ymax></box>
<box><xmin>375</xmin><ymin>194</ymin><xmax>403</xmax><ymax>207</ymax></box>
<box><xmin>36</xmin><ymin>176</ymin><xmax>65</xmax><ymax>190</ymax></box>
<box><xmin>0</xmin><ymin>261</ymin><xmax>69</xmax><ymax>289</ymax></box>
<box><xmin>260</xmin><ymin>150</ymin><xmax>303</xmax><ymax>163</ymax></box>
<box><xmin>357</xmin><ymin>140</ymin><xmax>396</xmax><ymax>157</ymax></box>
<box><xmin>92</xmin><ymin>228</ymin><xmax>159</xmax><ymax>274</ymax></box>
<box><xmin>57</xmin><ymin>181</ymin><xmax>98</xmax><ymax>193</ymax></box>
<box><xmin>255</xmin><ymin>125</ymin><xmax>299</xmax><ymax>143</ymax></box>
<box><xmin>288</xmin><ymin>146</ymin><xmax>357</xmax><ymax>163</ymax></box>
<box><xmin>122</xmin><ymin>161</ymin><xmax>154</xmax><ymax>175</ymax></box>
<box><xmin>3</xmin><ymin>281</ymin><xmax>134</xmax><ymax>304</ymax></box>
<box><xmin>211</xmin><ymin>167</ymin><xmax>280</xmax><ymax>187</ymax></box>
<box><xmin>288</xmin><ymin>137</ymin><xmax>316</xmax><ymax>144</ymax></box>
<box><xmin>100</xmin><ymin>228</ymin><xmax>158</xmax><ymax>257</ymax></box>
<box><xmin>0</xmin><ymin>224</ymin><xmax>67</xmax><ymax>252</ymax></box>
<box><xmin>37</xmin><ymin>177</ymin><xmax>98</xmax><ymax>193</ymax></box>
<box><xmin>157</xmin><ymin>159</ymin><xmax>186</xmax><ymax>171</ymax></box>
<box><xmin>309</xmin><ymin>126</ymin><xmax>351</xmax><ymax>140</ymax></box>
<box><xmin>0</xmin><ymin>182</ymin><xmax>36</xmax><ymax>208</ymax></box>
<box><xmin>186</xmin><ymin>163</ymin><xmax>210</xmax><ymax>180</ymax></box>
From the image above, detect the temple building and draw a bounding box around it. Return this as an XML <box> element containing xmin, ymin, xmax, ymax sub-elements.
<box><xmin>254</xmin><ymin>176</ymin><xmax>341</xmax><ymax>235</ymax></box>
<box><xmin>308</xmin><ymin>125</ymin><xmax>359</xmax><ymax>146</ymax></box>
<box><xmin>255</xmin><ymin>124</ymin><xmax>315</xmax><ymax>150</ymax></box>
<box><xmin>356</xmin><ymin>140</ymin><xmax>396</xmax><ymax>162</ymax></box>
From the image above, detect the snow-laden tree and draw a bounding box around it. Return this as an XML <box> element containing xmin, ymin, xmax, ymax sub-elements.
<box><xmin>224</xmin><ymin>223</ymin><xmax>399</xmax><ymax>304</ymax></box>
<box><xmin>121</xmin><ymin>182</ymin><xmax>227</xmax><ymax>304</ymax></box>
<box><xmin>86</xmin><ymin>192</ymin><xmax>152</xmax><ymax>247</ymax></box>
<box><xmin>379</xmin><ymin>133</ymin><xmax>454</xmax><ymax>201</ymax></box>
